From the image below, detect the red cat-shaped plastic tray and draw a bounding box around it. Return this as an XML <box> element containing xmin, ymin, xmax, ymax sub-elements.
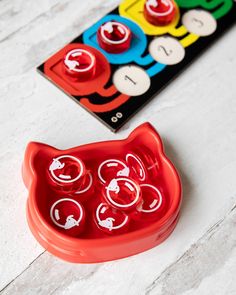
<box><xmin>22</xmin><ymin>123</ymin><xmax>182</xmax><ymax>263</ymax></box>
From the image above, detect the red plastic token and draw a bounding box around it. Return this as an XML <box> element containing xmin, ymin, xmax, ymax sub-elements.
<box><xmin>50</xmin><ymin>198</ymin><xmax>85</xmax><ymax>236</ymax></box>
<box><xmin>95</xmin><ymin>203</ymin><xmax>129</xmax><ymax>234</ymax></box>
<box><xmin>63</xmin><ymin>48</ymin><xmax>96</xmax><ymax>80</ymax></box>
<box><xmin>104</xmin><ymin>177</ymin><xmax>141</xmax><ymax>210</ymax></box>
<box><xmin>125</xmin><ymin>153</ymin><xmax>147</xmax><ymax>182</ymax></box>
<box><xmin>75</xmin><ymin>172</ymin><xmax>93</xmax><ymax>194</ymax></box>
<box><xmin>97</xmin><ymin>159</ymin><xmax>129</xmax><ymax>184</ymax></box>
<box><xmin>144</xmin><ymin>0</ymin><xmax>176</xmax><ymax>26</ymax></box>
<box><xmin>97</xmin><ymin>21</ymin><xmax>132</xmax><ymax>53</ymax></box>
<box><xmin>48</xmin><ymin>155</ymin><xmax>86</xmax><ymax>193</ymax></box>
<box><xmin>138</xmin><ymin>184</ymin><xmax>163</xmax><ymax>213</ymax></box>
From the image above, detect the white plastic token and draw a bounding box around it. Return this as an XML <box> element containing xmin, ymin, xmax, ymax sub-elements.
<box><xmin>50</xmin><ymin>198</ymin><xmax>83</xmax><ymax>229</ymax></box>
<box><xmin>49</xmin><ymin>155</ymin><xmax>84</xmax><ymax>184</ymax></box>
<box><xmin>149</xmin><ymin>36</ymin><xmax>185</xmax><ymax>65</ymax></box>
<box><xmin>113</xmin><ymin>65</ymin><xmax>151</xmax><ymax>96</ymax></box>
<box><xmin>182</xmin><ymin>10</ymin><xmax>217</xmax><ymax>37</ymax></box>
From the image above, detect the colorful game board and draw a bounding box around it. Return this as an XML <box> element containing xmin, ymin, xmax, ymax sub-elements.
<box><xmin>38</xmin><ymin>0</ymin><xmax>236</xmax><ymax>131</ymax></box>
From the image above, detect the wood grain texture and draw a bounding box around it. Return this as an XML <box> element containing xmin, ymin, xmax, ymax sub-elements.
<box><xmin>0</xmin><ymin>0</ymin><xmax>236</xmax><ymax>294</ymax></box>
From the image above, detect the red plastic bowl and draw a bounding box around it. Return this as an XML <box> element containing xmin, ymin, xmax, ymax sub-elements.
<box><xmin>22</xmin><ymin>123</ymin><xmax>182</xmax><ymax>263</ymax></box>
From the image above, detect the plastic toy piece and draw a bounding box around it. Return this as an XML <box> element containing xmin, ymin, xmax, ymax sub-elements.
<box><xmin>138</xmin><ymin>184</ymin><xmax>163</xmax><ymax>213</ymax></box>
<box><xmin>104</xmin><ymin>177</ymin><xmax>141</xmax><ymax>210</ymax></box>
<box><xmin>98</xmin><ymin>159</ymin><xmax>128</xmax><ymax>183</ymax></box>
<box><xmin>50</xmin><ymin>198</ymin><xmax>85</xmax><ymax>236</ymax></box>
<box><xmin>75</xmin><ymin>172</ymin><xmax>93</xmax><ymax>194</ymax></box>
<box><xmin>22</xmin><ymin>123</ymin><xmax>182</xmax><ymax>263</ymax></box>
<box><xmin>144</xmin><ymin>0</ymin><xmax>177</xmax><ymax>26</ymax></box>
<box><xmin>97</xmin><ymin>21</ymin><xmax>132</xmax><ymax>53</ymax></box>
<box><xmin>126</xmin><ymin>153</ymin><xmax>147</xmax><ymax>182</ymax></box>
<box><xmin>49</xmin><ymin>155</ymin><xmax>84</xmax><ymax>183</ymax></box>
<box><xmin>48</xmin><ymin>155</ymin><xmax>87</xmax><ymax>193</ymax></box>
<box><xmin>95</xmin><ymin>203</ymin><xmax>129</xmax><ymax>234</ymax></box>
<box><xmin>63</xmin><ymin>48</ymin><xmax>96</xmax><ymax>81</ymax></box>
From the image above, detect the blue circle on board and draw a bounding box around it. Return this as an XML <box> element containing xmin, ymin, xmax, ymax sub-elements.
<box><xmin>83</xmin><ymin>14</ymin><xmax>148</xmax><ymax>65</ymax></box>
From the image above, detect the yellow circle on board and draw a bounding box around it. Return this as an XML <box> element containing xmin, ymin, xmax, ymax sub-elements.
<box><xmin>119</xmin><ymin>0</ymin><xmax>181</xmax><ymax>36</ymax></box>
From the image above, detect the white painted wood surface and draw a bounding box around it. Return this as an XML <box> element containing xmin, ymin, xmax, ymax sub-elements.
<box><xmin>0</xmin><ymin>0</ymin><xmax>236</xmax><ymax>294</ymax></box>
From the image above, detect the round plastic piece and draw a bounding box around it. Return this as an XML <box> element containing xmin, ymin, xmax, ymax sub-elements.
<box><xmin>50</xmin><ymin>198</ymin><xmax>85</xmax><ymax>236</ymax></box>
<box><xmin>144</xmin><ymin>0</ymin><xmax>177</xmax><ymax>26</ymax></box>
<box><xmin>97</xmin><ymin>20</ymin><xmax>132</xmax><ymax>53</ymax></box>
<box><xmin>63</xmin><ymin>48</ymin><xmax>96</xmax><ymax>81</ymax></box>
<box><xmin>104</xmin><ymin>177</ymin><xmax>142</xmax><ymax>210</ymax></box>
<box><xmin>48</xmin><ymin>155</ymin><xmax>86</xmax><ymax>193</ymax></box>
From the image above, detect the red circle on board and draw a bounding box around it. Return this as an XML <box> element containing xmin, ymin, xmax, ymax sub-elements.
<box><xmin>44</xmin><ymin>43</ymin><xmax>111</xmax><ymax>96</ymax></box>
<box><xmin>63</xmin><ymin>48</ymin><xmax>96</xmax><ymax>81</ymax></box>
